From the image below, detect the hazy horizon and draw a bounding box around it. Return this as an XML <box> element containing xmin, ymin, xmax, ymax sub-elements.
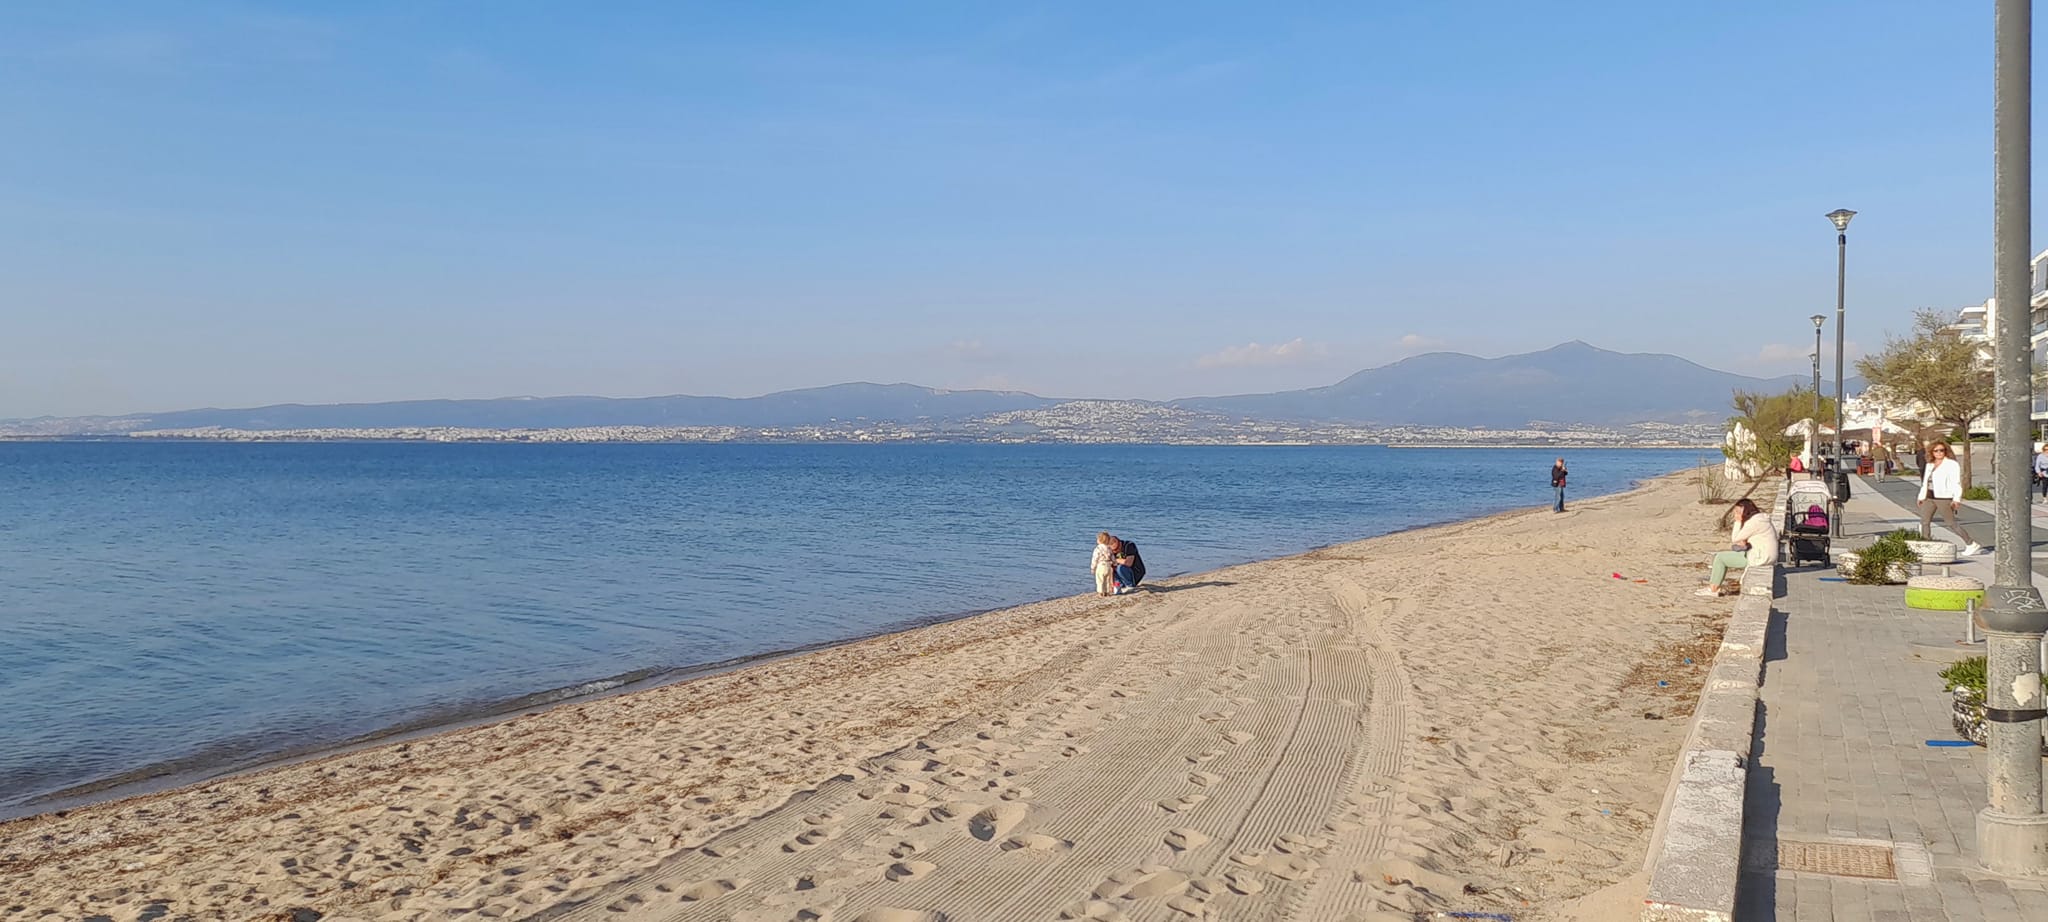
<box><xmin>5</xmin><ymin>339</ymin><xmax>1834</xmax><ymax>421</ymax></box>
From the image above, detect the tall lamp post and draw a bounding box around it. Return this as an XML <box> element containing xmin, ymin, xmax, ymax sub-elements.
<box><xmin>1811</xmin><ymin>314</ymin><xmax>1826</xmax><ymax>464</ymax></box>
<box><xmin>1978</xmin><ymin>0</ymin><xmax>2048</xmax><ymax>875</ymax></box>
<box><xmin>1827</xmin><ymin>209</ymin><xmax>1855</xmax><ymax>537</ymax></box>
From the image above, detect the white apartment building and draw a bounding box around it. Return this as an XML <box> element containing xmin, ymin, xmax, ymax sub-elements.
<box><xmin>2034</xmin><ymin>251</ymin><xmax>2048</xmax><ymax>424</ymax></box>
<box><xmin>1867</xmin><ymin>250</ymin><xmax>2048</xmax><ymax>439</ymax></box>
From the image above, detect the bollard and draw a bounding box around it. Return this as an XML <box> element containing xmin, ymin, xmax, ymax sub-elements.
<box><xmin>1968</xmin><ymin>597</ymin><xmax>1980</xmax><ymax>645</ymax></box>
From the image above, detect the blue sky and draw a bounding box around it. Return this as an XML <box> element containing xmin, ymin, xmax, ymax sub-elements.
<box><xmin>0</xmin><ymin>2</ymin><xmax>2037</xmax><ymax>417</ymax></box>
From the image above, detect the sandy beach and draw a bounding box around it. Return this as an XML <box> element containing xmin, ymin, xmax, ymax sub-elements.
<box><xmin>1</xmin><ymin>471</ymin><xmax>1733</xmax><ymax>922</ymax></box>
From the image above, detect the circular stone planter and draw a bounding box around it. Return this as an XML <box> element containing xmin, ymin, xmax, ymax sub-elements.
<box><xmin>1952</xmin><ymin>686</ymin><xmax>1988</xmax><ymax>745</ymax></box>
<box><xmin>1952</xmin><ymin>686</ymin><xmax>2048</xmax><ymax>752</ymax></box>
<box><xmin>1905</xmin><ymin>575</ymin><xmax>1985</xmax><ymax>611</ymax></box>
<box><xmin>1835</xmin><ymin>551</ymin><xmax>1911</xmax><ymax>583</ymax></box>
<box><xmin>1906</xmin><ymin>540</ymin><xmax>1957</xmax><ymax>564</ymax></box>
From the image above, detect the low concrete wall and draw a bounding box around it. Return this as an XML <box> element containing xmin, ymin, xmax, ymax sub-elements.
<box><xmin>1641</xmin><ymin>480</ymin><xmax>1783</xmax><ymax>922</ymax></box>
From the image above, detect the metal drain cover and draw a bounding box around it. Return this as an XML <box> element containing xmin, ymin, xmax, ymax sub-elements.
<box><xmin>1772</xmin><ymin>839</ymin><xmax>1897</xmax><ymax>879</ymax></box>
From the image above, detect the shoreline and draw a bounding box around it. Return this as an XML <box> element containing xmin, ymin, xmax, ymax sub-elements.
<box><xmin>2</xmin><ymin>474</ymin><xmax>1688</xmax><ymax>824</ymax></box>
<box><xmin>1</xmin><ymin>435</ymin><xmax>1716</xmax><ymax>448</ymax></box>
<box><xmin>0</xmin><ymin>469</ymin><xmax>1719</xmax><ymax>921</ymax></box>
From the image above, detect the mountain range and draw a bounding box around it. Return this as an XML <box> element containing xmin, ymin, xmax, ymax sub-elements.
<box><xmin>6</xmin><ymin>342</ymin><xmax>1857</xmax><ymax>435</ymax></box>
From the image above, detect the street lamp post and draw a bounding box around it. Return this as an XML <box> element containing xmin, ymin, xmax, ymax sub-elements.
<box><xmin>1811</xmin><ymin>314</ymin><xmax>1826</xmax><ymax>464</ymax></box>
<box><xmin>1977</xmin><ymin>0</ymin><xmax>2048</xmax><ymax>876</ymax></box>
<box><xmin>1827</xmin><ymin>209</ymin><xmax>1855</xmax><ymax>537</ymax></box>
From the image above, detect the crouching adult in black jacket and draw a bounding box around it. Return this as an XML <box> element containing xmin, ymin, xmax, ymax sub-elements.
<box><xmin>1113</xmin><ymin>539</ymin><xmax>1147</xmax><ymax>594</ymax></box>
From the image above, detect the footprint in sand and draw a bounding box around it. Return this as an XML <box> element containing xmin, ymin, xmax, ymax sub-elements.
<box><xmin>1059</xmin><ymin>900</ymin><xmax>1131</xmax><ymax>921</ymax></box>
<box><xmin>1096</xmin><ymin>866</ymin><xmax>1190</xmax><ymax>900</ymax></box>
<box><xmin>1186</xmin><ymin>771</ymin><xmax>1221</xmax><ymax>787</ymax></box>
<box><xmin>1197</xmin><ymin>711</ymin><xmax>1235</xmax><ymax>723</ymax></box>
<box><xmin>1163</xmin><ymin>828</ymin><xmax>1211</xmax><ymax>851</ymax></box>
<box><xmin>851</xmin><ymin>910</ymin><xmax>946</xmax><ymax>922</ymax></box>
<box><xmin>677</xmin><ymin>878</ymin><xmax>745</xmax><ymax>901</ymax></box>
<box><xmin>1273</xmin><ymin>833</ymin><xmax>1329</xmax><ymax>853</ymax></box>
<box><xmin>885</xmin><ymin>860</ymin><xmax>938</xmax><ymax>882</ymax></box>
<box><xmin>783</xmin><ymin>827</ymin><xmax>840</xmax><ymax>852</ymax></box>
<box><xmin>1000</xmin><ymin>833</ymin><xmax>1073</xmax><ymax>852</ymax></box>
<box><xmin>1265</xmin><ymin>855</ymin><xmax>1321</xmax><ymax>881</ymax></box>
<box><xmin>861</xmin><ymin>780</ymin><xmax>928</xmax><ymax>800</ymax></box>
<box><xmin>1183</xmin><ymin>749</ymin><xmax>1225</xmax><ymax>765</ymax></box>
<box><xmin>968</xmin><ymin>803</ymin><xmax>1029</xmax><ymax>842</ymax></box>
<box><xmin>1156</xmin><ymin>794</ymin><xmax>1208</xmax><ymax>814</ymax></box>
<box><xmin>1222</xmin><ymin>730</ymin><xmax>1255</xmax><ymax>746</ymax></box>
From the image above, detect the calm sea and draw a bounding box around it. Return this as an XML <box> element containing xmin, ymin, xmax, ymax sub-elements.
<box><xmin>0</xmin><ymin>442</ymin><xmax>1696</xmax><ymax>815</ymax></box>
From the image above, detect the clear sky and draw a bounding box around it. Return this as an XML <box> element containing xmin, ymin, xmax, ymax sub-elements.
<box><xmin>2</xmin><ymin>1</ymin><xmax>2041</xmax><ymax>417</ymax></box>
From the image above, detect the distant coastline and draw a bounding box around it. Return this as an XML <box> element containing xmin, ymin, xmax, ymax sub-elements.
<box><xmin>0</xmin><ymin>424</ymin><xmax>1717</xmax><ymax>449</ymax></box>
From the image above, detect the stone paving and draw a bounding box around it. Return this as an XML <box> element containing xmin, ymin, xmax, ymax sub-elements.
<box><xmin>1735</xmin><ymin>475</ymin><xmax>2048</xmax><ymax>919</ymax></box>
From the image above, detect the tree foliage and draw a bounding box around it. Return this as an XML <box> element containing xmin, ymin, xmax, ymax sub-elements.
<box><xmin>1722</xmin><ymin>385</ymin><xmax>1838</xmax><ymax>483</ymax></box>
<box><xmin>1855</xmin><ymin>308</ymin><xmax>1994</xmax><ymax>488</ymax></box>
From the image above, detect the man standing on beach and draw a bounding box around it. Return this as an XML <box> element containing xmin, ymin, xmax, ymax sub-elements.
<box><xmin>1551</xmin><ymin>458</ymin><xmax>1568</xmax><ymax>513</ymax></box>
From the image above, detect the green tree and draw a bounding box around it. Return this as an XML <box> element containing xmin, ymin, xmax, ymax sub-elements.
<box><xmin>1723</xmin><ymin>385</ymin><xmax>1838</xmax><ymax>484</ymax></box>
<box><xmin>1855</xmin><ymin>309</ymin><xmax>1994</xmax><ymax>489</ymax></box>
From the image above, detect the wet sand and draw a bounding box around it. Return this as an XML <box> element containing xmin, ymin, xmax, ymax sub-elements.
<box><xmin>0</xmin><ymin>472</ymin><xmax>1730</xmax><ymax>921</ymax></box>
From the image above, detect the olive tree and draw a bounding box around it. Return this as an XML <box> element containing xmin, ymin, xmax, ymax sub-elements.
<box><xmin>1723</xmin><ymin>385</ymin><xmax>1837</xmax><ymax>484</ymax></box>
<box><xmin>1855</xmin><ymin>309</ymin><xmax>1994</xmax><ymax>488</ymax></box>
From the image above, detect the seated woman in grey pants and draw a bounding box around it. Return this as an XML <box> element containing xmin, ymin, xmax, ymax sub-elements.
<box><xmin>1698</xmin><ymin>499</ymin><xmax>1777</xmax><ymax>597</ymax></box>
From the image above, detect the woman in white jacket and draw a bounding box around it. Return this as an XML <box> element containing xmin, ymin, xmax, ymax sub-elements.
<box><xmin>1697</xmin><ymin>499</ymin><xmax>1779</xmax><ymax>597</ymax></box>
<box><xmin>1917</xmin><ymin>441</ymin><xmax>1982</xmax><ymax>555</ymax></box>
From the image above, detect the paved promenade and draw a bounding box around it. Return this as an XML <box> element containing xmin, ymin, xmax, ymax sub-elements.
<box><xmin>1736</xmin><ymin>475</ymin><xmax>2048</xmax><ymax>919</ymax></box>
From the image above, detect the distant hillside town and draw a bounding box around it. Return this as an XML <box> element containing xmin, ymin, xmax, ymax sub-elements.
<box><xmin>3</xmin><ymin>341</ymin><xmax>1798</xmax><ymax>446</ymax></box>
<box><xmin>99</xmin><ymin>400</ymin><xmax>1715</xmax><ymax>447</ymax></box>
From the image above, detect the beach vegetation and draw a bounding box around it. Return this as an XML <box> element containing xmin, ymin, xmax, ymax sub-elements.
<box><xmin>1694</xmin><ymin>460</ymin><xmax>1731</xmax><ymax>504</ymax></box>
<box><xmin>1941</xmin><ymin>655</ymin><xmax>2048</xmax><ymax>749</ymax></box>
<box><xmin>1722</xmin><ymin>386</ymin><xmax>1837</xmax><ymax>487</ymax></box>
<box><xmin>1856</xmin><ymin>309</ymin><xmax>1994</xmax><ymax>489</ymax></box>
<box><xmin>1847</xmin><ymin>529</ymin><xmax>1920</xmax><ymax>585</ymax></box>
<box><xmin>1940</xmin><ymin>655</ymin><xmax>2047</xmax><ymax>703</ymax></box>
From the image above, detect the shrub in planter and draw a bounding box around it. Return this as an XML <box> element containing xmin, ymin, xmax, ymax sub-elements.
<box><xmin>1941</xmin><ymin>656</ymin><xmax>2048</xmax><ymax>750</ymax></box>
<box><xmin>1962</xmin><ymin>485</ymin><xmax>1993</xmax><ymax>501</ymax></box>
<box><xmin>1847</xmin><ymin>529</ymin><xmax>1921</xmax><ymax>585</ymax></box>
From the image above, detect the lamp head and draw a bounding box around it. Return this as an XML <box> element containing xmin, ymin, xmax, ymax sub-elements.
<box><xmin>1811</xmin><ymin>314</ymin><xmax>1826</xmax><ymax>329</ymax></box>
<box><xmin>1827</xmin><ymin>209</ymin><xmax>1857</xmax><ymax>231</ymax></box>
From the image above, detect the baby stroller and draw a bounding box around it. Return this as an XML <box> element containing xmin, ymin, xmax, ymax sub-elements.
<box><xmin>1783</xmin><ymin>479</ymin><xmax>1832</xmax><ymax>567</ymax></box>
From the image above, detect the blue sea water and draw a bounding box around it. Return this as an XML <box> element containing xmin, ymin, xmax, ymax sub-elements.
<box><xmin>0</xmin><ymin>441</ymin><xmax>1697</xmax><ymax>815</ymax></box>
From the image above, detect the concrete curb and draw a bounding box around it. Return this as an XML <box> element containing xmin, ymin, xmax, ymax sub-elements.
<box><xmin>1640</xmin><ymin>480</ymin><xmax>1783</xmax><ymax>922</ymax></box>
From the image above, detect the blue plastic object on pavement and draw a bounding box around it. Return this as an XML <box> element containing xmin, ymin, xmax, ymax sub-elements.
<box><xmin>1926</xmin><ymin>740</ymin><xmax>1975</xmax><ymax>747</ymax></box>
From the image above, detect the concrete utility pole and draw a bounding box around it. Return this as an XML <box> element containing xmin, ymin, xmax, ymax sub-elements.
<box><xmin>1978</xmin><ymin>0</ymin><xmax>2048</xmax><ymax>876</ymax></box>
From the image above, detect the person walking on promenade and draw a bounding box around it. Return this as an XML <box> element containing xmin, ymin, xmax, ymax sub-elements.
<box><xmin>1917</xmin><ymin>441</ymin><xmax>1982</xmax><ymax>555</ymax></box>
<box><xmin>1550</xmin><ymin>458</ymin><xmax>1568</xmax><ymax>513</ymax></box>
<box><xmin>2033</xmin><ymin>444</ymin><xmax>2048</xmax><ymax>502</ymax></box>
<box><xmin>1696</xmin><ymin>498</ymin><xmax>1777</xmax><ymax>597</ymax></box>
<box><xmin>1091</xmin><ymin>532</ymin><xmax>1118</xmax><ymax>597</ymax></box>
